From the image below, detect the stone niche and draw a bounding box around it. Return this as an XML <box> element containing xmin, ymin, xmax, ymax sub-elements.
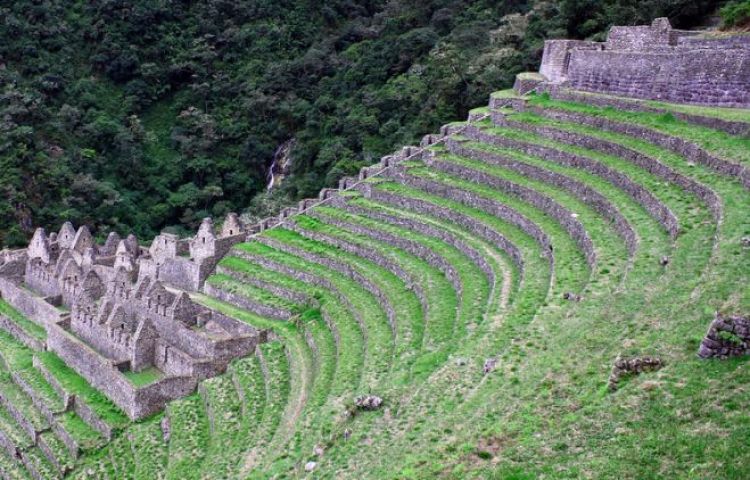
<box><xmin>698</xmin><ymin>313</ymin><xmax>750</xmax><ymax>359</ymax></box>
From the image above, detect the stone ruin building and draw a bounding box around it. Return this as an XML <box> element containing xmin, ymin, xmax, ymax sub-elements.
<box><xmin>0</xmin><ymin>215</ymin><xmax>266</xmax><ymax>420</ymax></box>
<box><xmin>536</xmin><ymin>18</ymin><xmax>750</xmax><ymax>107</ymax></box>
<box><xmin>0</xmin><ymin>17</ymin><xmax>747</xmax><ymax>424</ymax></box>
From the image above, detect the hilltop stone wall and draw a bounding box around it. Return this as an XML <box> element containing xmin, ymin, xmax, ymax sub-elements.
<box><xmin>539</xmin><ymin>18</ymin><xmax>750</xmax><ymax>107</ymax></box>
<box><xmin>566</xmin><ymin>49</ymin><xmax>750</xmax><ymax>107</ymax></box>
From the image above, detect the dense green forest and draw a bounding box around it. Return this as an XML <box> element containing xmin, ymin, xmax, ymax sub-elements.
<box><xmin>0</xmin><ymin>0</ymin><xmax>723</xmax><ymax>247</ymax></box>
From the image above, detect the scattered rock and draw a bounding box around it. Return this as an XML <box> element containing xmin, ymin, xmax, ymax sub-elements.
<box><xmin>313</xmin><ymin>445</ymin><xmax>324</xmax><ymax>457</ymax></box>
<box><xmin>608</xmin><ymin>356</ymin><xmax>664</xmax><ymax>392</ymax></box>
<box><xmin>343</xmin><ymin>429</ymin><xmax>352</xmax><ymax>441</ymax></box>
<box><xmin>483</xmin><ymin>358</ymin><xmax>497</xmax><ymax>375</ymax></box>
<box><xmin>161</xmin><ymin>416</ymin><xmax>171</xmax><ymax>442</ymax></box>
<box><xmin>455</xmin><ymin>357</ymin><xmax>468</xmax><ymax>366</ymax></box>
<box><xmin>355</xmin><ymin>395</ymin><xmax>384</xmax><ymax>411</ymax></box>
<box><xmin>563</xmin><ymin>292</ymin><xmax>582</xmax><ymax>302</ymax></box>
<box><xmin>741</xmin><ymin>236</ymin><xmax>750</xmax><ymax>248</ymax></box>
<box><xmin>304</xmin><ymin>461</ymin><xmax>317</xmax><ymax>472</ymax></box>
<box><xmin>659</xmin><ymin>256</ymin><xmax>670</xmax><ymax>266</ymax></box>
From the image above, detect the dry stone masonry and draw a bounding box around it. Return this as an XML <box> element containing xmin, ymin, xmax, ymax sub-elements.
<box><xmin>0</xmin><ymin>215</ymin><xmax>267</xmax><ymax>420</ymax></box>
<box><xmin>538</xmin><ymin>18</ymin><xmax>750</xmax><ymax>107</ymax></box>
<box><xmin>0</xmin><ymin>20</ymin><xmax>747</xmax><ymax>475</ymax></box>
<box><xmin>698</xmin><ymin>313</ymin><xmax>750</xmax><ymax>359</ymax></box>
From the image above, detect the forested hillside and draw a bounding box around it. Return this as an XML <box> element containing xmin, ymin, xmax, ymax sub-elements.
<box><xmin>0</xmin><ymin>0</ymin><xmax>721</xmax><ymax>246</ymax></box>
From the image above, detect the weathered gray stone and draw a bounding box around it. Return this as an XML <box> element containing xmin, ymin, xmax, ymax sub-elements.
<box><xmin>541</xmin><ymin>18</ymin><xmax>750</xmax><ymax>107</ymax></box>
<box><xmin>608</xmin><ymin>355</ymin><xmax>664</xmax><ymax>391</ymax></box>
<box><xmin>698</xmin><ymin>313</ymin><xmax>750</xmax><ymax>359</ymax></box>
<box><xmin>354</xmin><ymin>394</ymin><xmax>383</xmax><ymax>411</ymax></box>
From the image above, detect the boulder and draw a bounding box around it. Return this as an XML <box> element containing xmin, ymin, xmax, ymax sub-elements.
<box><xmin>355</xmin><ymin>395</ymin><xmax>383</xmax><ymax>411</ymax></box>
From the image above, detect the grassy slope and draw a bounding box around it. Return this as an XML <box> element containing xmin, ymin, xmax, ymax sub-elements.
<box><xmin>59</xmin><ymin>95</ymin><xmax>750</xmax><ymax>479</ymax></box>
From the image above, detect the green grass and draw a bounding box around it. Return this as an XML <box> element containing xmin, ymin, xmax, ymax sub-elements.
<box><xmin>206</xmin><ymin>273</ymin><xmax>301</xmax><ymax>312</ymax></box>
<box><xmin>310</xmin><ymin>205</ymin><xmax>491</xmax><ymax>372</ymax></box>
<box><xmin>35</xmin><ymin>351</ymin><xmax>129</xmax><ymax>429</ymax></box>
<box><xmin>528</xmin><ymin>94</ymin><xmax>750</xmax><ymax>166</ymax></box>
<box><xmin>0</xmin><ymin>299</ymin><xmax>46</xmax><ymax>341</ymax></box>
<box><xmin>245</xmin><ymin>231</ymin><xmax>400</xmax><ymax>388</ymax></box>
<box><xmin>130</xmin><ymin>417</ymin><xmax>168</xmax><ymax>479</ymax></box>
<box><xmin>293</xmin><ymin>212</ymin><xmax>461</xmax><ymax>359</ymax></box>
<box><xmin>62</xmin><ymin>88</ymin><xmax>750</xmax><ymax>479</ymax></box>
<box><xmin>165</xmin><ymin>395</ymin><xmax>209</xmax><ymax>480</ymax></box>
<box><xmin>549</xmin><ymin>88</ymin><xmax>750</xmax><ymax>123</ymax></box>
<box><xmin>124</xmin><ymin>367</ymin><xmax>163</xmax><ymax>387</ymax></box>
<box><xmin>39</xmin><ymin>431</ymin><xmax>75</xmax><ymax>472</ymax></box>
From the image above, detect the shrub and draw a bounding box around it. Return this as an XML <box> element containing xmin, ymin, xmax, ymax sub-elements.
<box><xmin>721</xmin><ymin>0</ymin><xmax>750</xmax><ymax>29</ymax></box>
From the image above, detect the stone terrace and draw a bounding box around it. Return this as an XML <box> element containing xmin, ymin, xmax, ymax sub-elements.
<box><xmin>0</xmin><ymin>17</ymin><xmax>748</xmax><ymax>479</ymax></box>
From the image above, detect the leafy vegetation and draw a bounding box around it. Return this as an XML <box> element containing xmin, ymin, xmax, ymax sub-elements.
<box><xmin>0</xmin><ymin>0</ymin><xmax>721</xmax><ymax>247</ymax></box>
<box><xmin>721</xmin><ymin>0</ymin><xmax>750</xmax><ymax>28</ymax></box>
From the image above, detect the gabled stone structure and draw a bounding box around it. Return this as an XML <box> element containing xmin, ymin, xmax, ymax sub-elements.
<box><xmin>0</xmin><ymin>214</ymin><xmax>266</xmax><ymax>419</ymax></box>
<box><xmin>537</xmin><ymin>18</ymin><xmax>750</xmax><ymax>107</ymax></box>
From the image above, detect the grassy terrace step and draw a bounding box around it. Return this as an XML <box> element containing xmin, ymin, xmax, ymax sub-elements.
<box><xmin>497</xmin><ymin>114</ymin><xmax>718</xmax><ymax>240</ymax></box>
<box><xmin>205</xmin><ymin>273</ymin><xmax>301</xmax><ymax>319</ymax></box>
<box><xmin>196</xmin><ymin>374</ymin><xmax>243</xmax><ymax>478</ymax></box>
<box><xmin>471</xmin><ymin>120</ymin><xmax>707</xmax><ymax>234</ymax></box>
<box><xmin>0</xmin><ymin>370</ymin><xmax>49</xmax><ymax>438</ymax></box>
<box><xmin>465</xmin><ymin>121</ymin><xmax>682</xmax><ymax>238</ymax></box>
<box><xmin>432</xmin><ymin>151</ymin><xmax>629</xmax><ymax>282</ymax></box>
<box><xmin>503</xmin><ymin>110</ymin><xmax>724</xmax><ymax>223</ymax></box>
<box><xmin>217</xmin><ymin>256</ymin><xmax>364</xmax><ymax>471</ymax></box>
<box><xmin>0</xmin><ymin>404</ymin><xmax>33</xmax><ymax>451</ymax></box>
<box><xmin>289</xmin><ymin>213</ymin><xmax>463</xmax><ymax>364</ymax></box>
<box><xmin>0</xmin><ymin>332</ymin><xmax>64</xmax><ymax>415</ymax></box>
<box><xmin>38</xmin><ymin>430</ymin><xmax>74</xmax><ymax>474</ymax></box>
<box><xmin>220</xmin><ymin>256</ymin><xmax>359</xmax><ymax>398</ymax></box>
<box><xmin>69</xmin><ymin>453</ymin><xmax>115</xmax><ymax>480</ymax></box>
<box><xmin>227</xmin><ymin>242</ymin><xmax>389</xmax><ymax>391</ymax></box>
<box><xmin>524</xmin><ymin>101</ymin><xmax>750</xmax><ymax>189</ymax></box>
<box><xmin>164</xmin><ymin>395</ymin><xmax>209</xmax><ymax>480</ymax></box>
<box><xmin>0</xmin><ymin>330</ymin><xmax>107</xmax><ymax>465</ymax></box>
<box><xmin>309</xmin><ymin>206</ymin><xmax>491</xmax><ymax>356</ymax></box>
<box><xmin>128</xmin><ymin>418</ymin><xmax>168</xmax><ymax>480</ymax></box>
<box><xmin>455</xmin><ymin>127</ymin><xmax>672</xmax><ymax>267</ymax></box>
<box><xmin>0</xmin><ymin>449</ymin><xmax>29</xmax><ymax>480</ymax></box>
<box><xmin>443</xmin><ymin>138</ymin><xmax>638</xmax><ymax>256</ymax></box>
<box><xmin>367</xmin><ymin>181</ymin><xmax>550</xmax><ymax>302</ymax></box>
<box><xmin>397</xmin><ymin>163</ymin><xmax>750</xmax><ymax>479</ymax></box>
<box><xmin>503</xmin><ymin>108</ymin><xmax>748</xmax><ymax>299</ymax></box>
<box><xmin>55</xmin><ymin>411</ymin><xmax>104</xmax><ymax>453</ymax></box>
<box><xmin>296</xmin><ymin>308</ymin><xmax>336</xmax><ymax>408</ymax></box>
<box><xmin>251</xmin><ymin>342</ymin><xmax>291</xmax><ymax>459</ymax></box>
<box><xmin>21</xmin><ymin>446</ymin><xmax>59</xmax><ymax>479</ymax></box>
<box><xmin>0</xmin><ymin>299</ymin><xmax>46</xmax><ymax>346</ymax></box>
<box><xmin>423</xmin><ymin>151</ymin><xmax>597</xmax><ymax>266</ymax></box>
<box><xmin>395</xmin><ymin>162</ymin><xmax>590</xmax><ymax>294</ymax></box>
<box><xmin>343</xmin><ymin>194</ymin><xmax>518</xmax><ymax>312</ymax></box>
<box><xmin>189</xmin><ymin>295</ymin><xmax>312</xmax><ymax>476</ymax></box>
<box><xmin>529</xmin><ymin>93</ymin><xmax>750</xmax><ymax>169</ymax></box>
<box><xmin>243</xmin><ymin>233</ymin><xmax>406</xmax><ymax>388</ymax></box>
<box><xmin>352</xmin><ymin>106</ymin><xmax>750</xmax><ymax>478</ymax></box>
<box><xmin>228</xmin><ymin>355</ymin><xmax>266</xmax><ymax>436</ymax></box>
<box><xmin>106</xmin><ymin>431</ymin><xmax>135</xmax><ymax>480</ymax></box>
<box><xmin>344</xmin><ymin>123</ymin><xmax>742</xmax><ymax>480</ymax></box>
<box><xmin>316</xmin><ymin>179</ymin><xmax>560</xmax><ymax>474</ymax></box>
<box><xmin>33</xmin><ymin>352</ymin><xmax>129</xmax><ymax>434</ymax></box>
<box><xmin>551</xmin><ymin>88</ymin><xmax>750</xmax><ymax>125</ymax></box>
